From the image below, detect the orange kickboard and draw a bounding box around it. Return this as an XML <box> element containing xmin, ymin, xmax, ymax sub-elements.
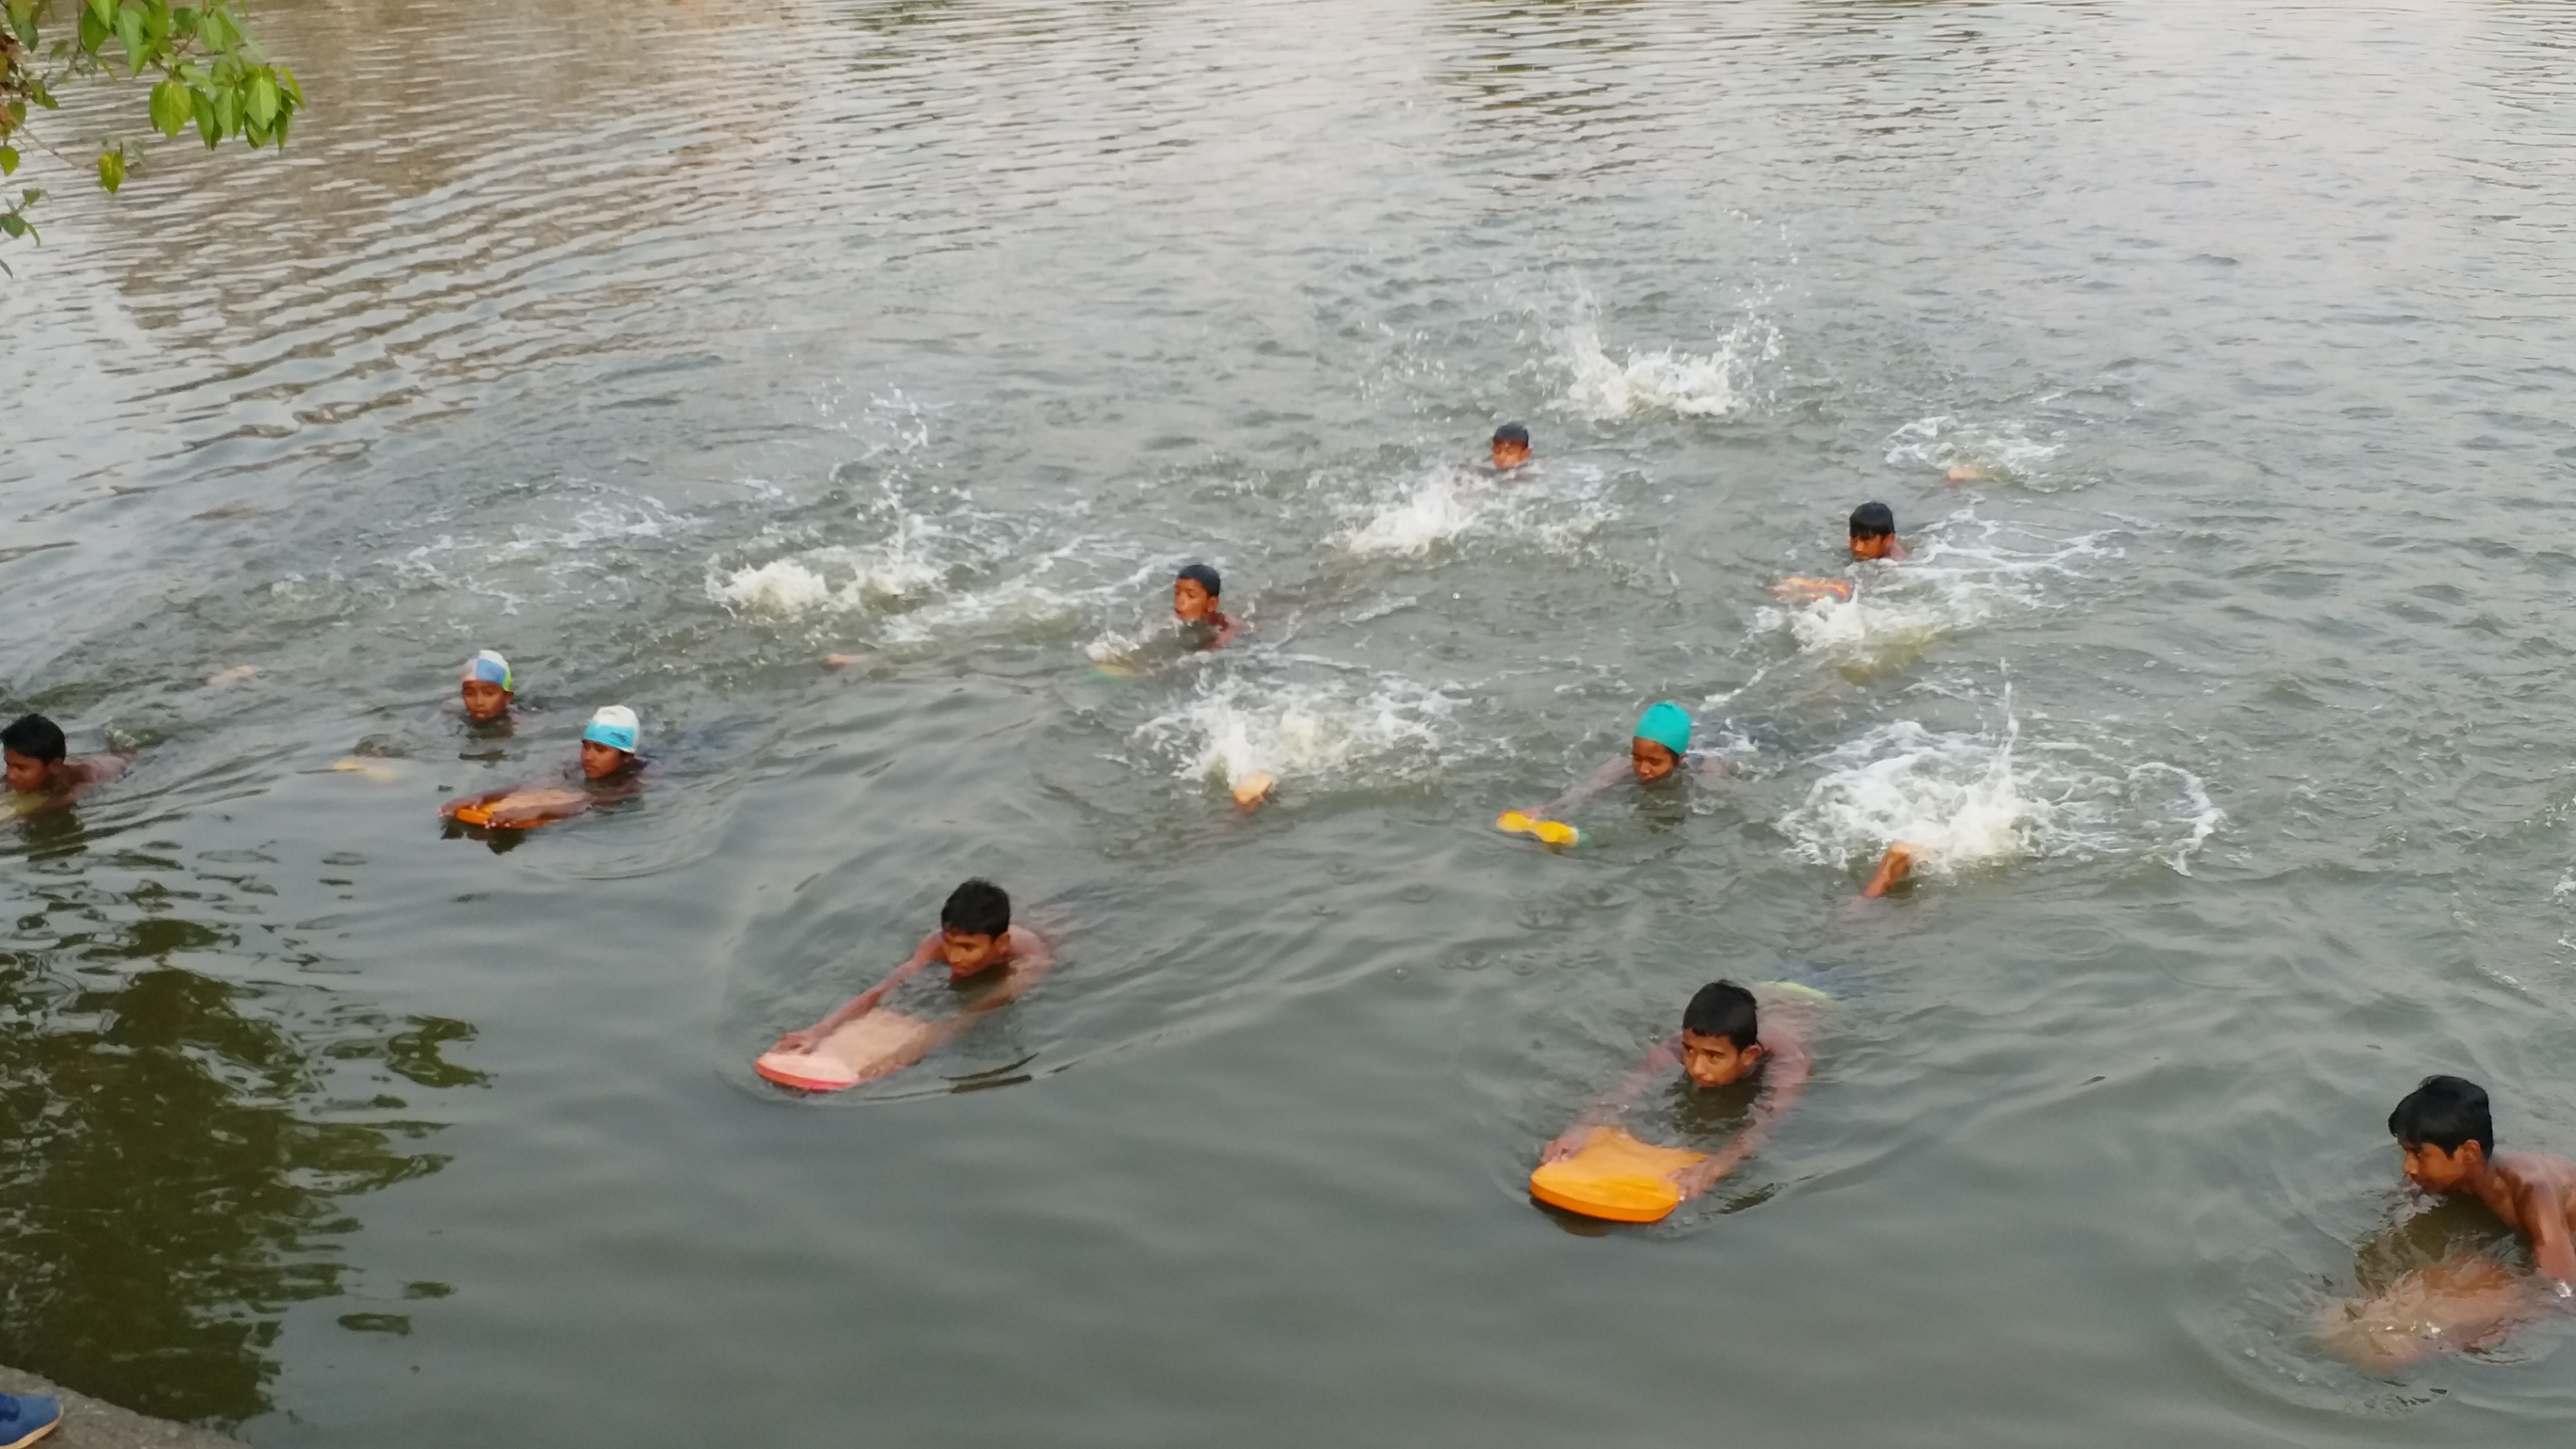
<box><xmin>754</xmin><ymin>1011</ymin><xmax>940</xmax><ymax>1093</ymax></box>
<box><xmin>453</xmin><ymin>787</ymin><xmax>589</xmax><ymax>829</ymax></box>
<box><xmin>1528</xmin><ymin>1128</ymin><xmax>1708</xmax><ymax>1223</ymax></box>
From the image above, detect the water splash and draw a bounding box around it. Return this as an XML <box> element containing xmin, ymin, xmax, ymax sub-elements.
<box><xmin>1129</xmin><ymin>672</ymin><xmax>1458</xmax><ymax>794</ymax></box>
<box><xmin>1555</xmin><ymin>320</ymin><xmax>1768</xmax><ymax>420</ymax></box>
<box><xmin>1338</xmin><ymin>463</ymin><xmax>1612</xmax><ymax>558</ymax></box>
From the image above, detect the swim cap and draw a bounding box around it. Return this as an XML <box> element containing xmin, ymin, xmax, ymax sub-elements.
<box><xmin>1634</xmin><ymin>700</ymin><xmax>1692</xmax><ymax>757</ymax></box>
<box><xmin>1177</xmin><ymin>562</ymin><xmax>1222</xmax><ymax>598</ymax></box>
<box><xmin>462</xmin><ymin>650</ymin><xmax>514</xmax><ymax>692</ymax></box>
<box><xmin>582</xmin><ymin>704</ymin><xmax>640</xmax><ymax>754</ymax></box>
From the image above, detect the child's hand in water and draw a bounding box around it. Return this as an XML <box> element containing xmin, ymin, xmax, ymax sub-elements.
<box><xmin>1669</xmin><ymin>1158</ymin><xmax>1729</xmax><ymax>1198</ymax></box>
<box><xmin>770</xmin><ymin>1029</ymin><xmax>823</xmax><ymax>1055</ymax></box>
<box><xmin>1541</xmin><ymin>1126</ymin><xmax>1600</xmax><ymax>1164</ymax></box>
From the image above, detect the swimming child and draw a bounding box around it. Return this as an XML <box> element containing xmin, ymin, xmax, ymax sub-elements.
<box><xmin>1848</xmin><ymin>501</ymin><xmax>1907</xmax><ymax>561</ymax></box>
<box><xmin>1499</xmin><ymin>700</ymin><xmax>1710</xmax><ymax>844</ymax></box>
<box><xmin>1491</xmin><ymin>422</ymin><xmax>1532</xmax><ymax>472</ymax></box>
<box><xmin>769</xmin><ymin>877</ymin><xmax>1054</xmax><ymax>1058</ymax></box>
<box><xmin>2</xmin><ymin>713</ymin><xmax>126</xmax><ymax>815</ymax></box>
<box><xmin>459</xmin><ymin>650</ymin><xmax>515</xmax><ymax>723</ymax></box>
<box><xmin>1541</xmin><ymin>980</ymin><xmax>1815</xmax><ymax>1200</ymax></box>
<box><xmin>2390</xmin><ymin>1075</ymin><xmax>2576</xmax><ymax>1291</ymax></box>
<box><xmin>439</xmin><ymin>704</ymin><xmax>645</xmax><ymax>828</ymax></box>
<box><xmin>1173</xmin><ymin>563</ymin><xmax>1240</xmax><ymax>650</ymax></box>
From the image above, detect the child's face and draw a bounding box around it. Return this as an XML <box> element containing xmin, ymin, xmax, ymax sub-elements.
<box><xmin>461</xmin><ymin>680</ymin><xmax>512</xmax><ymax>722</ymax></box>
<box><xmin>3</xmin><ymin>749</ymin><xmax>53</xmax><ymax>793</ymax></box>
<box><xmin>1631</xmin><ymin>738</ymin><xmax>1679</xmax><ymax>782</ymax></box>
<box><xmin>1850</xmin><ymin>532</ymin><xmax>1897</xmax><ymax>561</ymax></box>
<box><xmin>579</xmin><ymin>741</ymin><xmax>631</xmax><ymax>780</ymax></box>
<box><xmin>2399</xmin><ymin>1139</ymin><xmax>2480</xmax><ymax>1193</ymax></box>
<box><xmin>1173</xmin><ymin>578</ymin><xmax>1218</xmax><ymax>624</ymax></box>
<box><xmin>1681</xmin><ymin>1030</ymin><xmax>1763</xmax><ymax>1088</ymax></box>
<box><xmin>1491</xmin><ymin>439</ymin><xmax>1531</xmax><ymax>470</ymax></box>
<box><xmin>941</xmin><ymin>927</ymin><xmax>1008</xmax><ymax>975</ymax></box>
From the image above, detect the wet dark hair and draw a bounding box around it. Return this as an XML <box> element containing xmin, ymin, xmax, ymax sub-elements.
<box><xmin>2390</xmin><ymin>1074</ymin><xmax>2493</xmax><ymax>1156</ymax></box>
<box><xmin>1176</xmin><ymin>562</ymin><xmax>1222</xmax><ymax>599</ymax></box>
<box><xmin>1849</xmin><ymin>501</ymin><xmax>1896</xmax><ymax>539</ymax></box>
<box><xmin>1492</xmin><ymin>422</ymin><xmax>1531</xmax><ymax>449</ymax></box>
<box><xmin>1</xmin><ymin>714</ymin><xmax>67</xmax><ymax>763</ymax></box>
<box><xmin>1682</xmin><ymin>980</ymin><xmax>1759</xmax><ymax>1050</ymax></box>
<box><xmin>941</xmin><ymin>878</ymin><xmax>1012</xmax><ymax>939</ymax></box>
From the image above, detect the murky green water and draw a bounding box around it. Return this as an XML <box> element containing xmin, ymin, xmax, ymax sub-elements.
<box><xmin>10</xmin><ymin>0</ymin><xmax>2576</xmax><ymax>1441</ymax></box>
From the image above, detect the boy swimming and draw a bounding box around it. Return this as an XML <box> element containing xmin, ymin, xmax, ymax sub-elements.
<box><xmin>1499</xmin><ymin>700</ymin><xmax>1709</xmax><ymax>843</ymax></box>
<box><xmin>1848</xmin><ymin>501</ymin><xmax>1907</xmax><ymax>561</ymax></box>
<box><xmin>1173</xmin><ymin>563</ymin><xmax>1240</xmax><ymax>650</ymax></box>
<box><xmin>459</xmin><ymin>650</ymin><xmax>515</xmax><ymax>723</ymax></box>
<box><xmin>769</xmin><ymin>877</ymin><xmax>1054</xmax><ymax>1058</ymax></box>
<box><xmin>1490</xmin><ymin>422</ymin><xmax>1532</xmax><ymax>472</ymax></box>
<box><xmin>2</xmin><ymin>713</ymin><xmax>126</xmax><ymax>815</ymax></box>
<box><xmin>439</xmin><ymin>705</ymin><xmax>645</xmax><ymax>828</ymax></box>
<box><xmin>2389</xmin><ymin>1075</ymin><xmax>2576</xmax><ymax>1292</ymax></box>
<box><xmin>1542</xmin><ymin>980</ymin><xmax>1815</xmax><ymax>1200</ymax></box>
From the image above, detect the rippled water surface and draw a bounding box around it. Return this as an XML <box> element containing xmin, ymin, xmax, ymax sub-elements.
<box><xmin>11</xmin><ymin>0</ymin><xmax>2576</xmax><ymax>1441</ymax></box>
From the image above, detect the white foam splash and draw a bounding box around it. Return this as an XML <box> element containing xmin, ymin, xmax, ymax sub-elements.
<box><xmin>1130</xmin><ymin>673</ymin><xmax>1457</xmax><ymax>792</ymax></box>
<box><xmin>707</xmin><ymin>517</ymin><xmax>944</xmax><ymax>618</ymax></box>
<box><xmin>1339</xmin><ymin>464</ymin><xmax>1611</xmax><ymax>558</ymax></box>
<box><xmin>1757</xmin><ymin>513</ymin><xmax>2118</xmax><ymax>670</ymax></box>
<box><xmin>1885</xmin><ymin>414</ymin><xmax>2063</xmax><ymax>482</ymax></box>
<box><xmin>1556</xmin><ymin>321</ymin><xmax>1762</xmax><ymax>420</ymax></box>
<box><xmin>1776</xmin><ymin>707</ymin><xmax>2219</xmax><ymax>876</ymax></box>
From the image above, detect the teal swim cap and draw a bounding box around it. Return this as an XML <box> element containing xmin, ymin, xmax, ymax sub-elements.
<box><xmin>1634</xmin><ymin>700</ymin><xmax>1692</xmax><ymax>757</ymax></box>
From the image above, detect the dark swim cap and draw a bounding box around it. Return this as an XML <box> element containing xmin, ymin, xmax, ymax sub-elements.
<box><xmin>1493</xmin><ymin>422</ymin><xmax>1531</xmax><ymax>448</ymax></box>
<box><xmin>1177</xmin><ymin>562</ymin><xmax>1222</xmax><ymax>598</ymax></box>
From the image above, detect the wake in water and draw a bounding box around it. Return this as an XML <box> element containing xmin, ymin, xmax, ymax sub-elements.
<box><xmin>1126</xmin><ymin>669</ymin><xmax>1460</xmax><ymax>799</ymax></box>
<box><xmin>1553</xmin><ymin>316</ymin><xmax>1775</xmax><ymax>421</ymax></box>
<box><xmin>1753</xmin><ymin>510</ymin><xmax>2120</xmax><ymax>676</ymax></box>
<box><xmin>1884</xmin><ymin>413</ymin><xmax>2066</xmax><ymax>487</ymax></box>
<box><xmin>1338</xmin><ymin>461</ymin><xmax>1613</xmax><ymax>559</ymax></box>
<box><xmin>1773</xmin><ymin>701</ymin><xmax>2222</xmax><ymax>881</ymax></box>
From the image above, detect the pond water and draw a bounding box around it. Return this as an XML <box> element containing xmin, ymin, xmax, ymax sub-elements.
<box><xmin>10</xmin><ymin>0</ymin><xmax>2576</xmax><ymax>1442</ymax></box>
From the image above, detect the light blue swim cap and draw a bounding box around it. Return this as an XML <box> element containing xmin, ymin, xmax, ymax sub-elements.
<box><xmin>462</xmin><ymin>650</ymin><xmax>513</xmax><ymax>692</ymax></box>
<box><xmin>1634</xmin><ymin>700</ymin><xmax>1692</xmax><ymax>756</ymax></box>
<box><xmin>582</xmin><ymin>704</ymin><xmax>640</xmax><ymax>754</ymax></box>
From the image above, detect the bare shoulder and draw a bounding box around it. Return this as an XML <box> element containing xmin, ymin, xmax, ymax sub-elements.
<box><xmin>68</xmin><ymin>753</ymin><xmax>126</xmax><ymax>785</ymax></box>
<box><xmin>2502</xmin><ymin>1149</ymin><xmax>2576</xmax><ymax>1195</ymax></box>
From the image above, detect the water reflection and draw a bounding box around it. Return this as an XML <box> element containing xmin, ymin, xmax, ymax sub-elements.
<box><xmin>0</xmin><ymin>893</ymin><xmax>471</xmax><ymax>1427</ymax></box>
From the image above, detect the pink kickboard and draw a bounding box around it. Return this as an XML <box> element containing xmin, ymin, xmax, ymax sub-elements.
<box><xmin>755</xmin><ymin>1011</ymin><xmax>939</xmax><ymax>1093</ymax></box>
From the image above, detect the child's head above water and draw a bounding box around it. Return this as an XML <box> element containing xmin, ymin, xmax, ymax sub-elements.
<box><xmin>939</xmin><ymin>877</ymin><xmax>1013</xmax><ymax>976</ymax></box>
<box><xmin>1173</xmin><ymin>563</ymin><xmax>1225</xmax><ymax>626</ymax></box>
<box><xmin>460</xmin><ymin>650</ymin><xmax>514</xmax><ymax>722</ymax></box>
<box><xmin>1</xmin><ymin>713</ymin><xmax>67</xmax><ymax>793</ymax></box>
<box><xmin>1491</xmin><ymin>422</ymin><xmax>1532</xmax><ymax>471</ymax></box>
<box><xmin>1680</xmin><ymin>980</ymin><xmax>1763</xmax><ymax>1087</ymax></box>
<box><xmin>1849</xmin><ymin>501</ymin><xmax>1899</xmax><ymax>560</ymax></box>
<box><xmin>1632</xmin><ymin>700</ymin><xmax>1692</xmax><ymax>782</ymax></box>
<box><xmin>579</xmin><ymin>705</ymin><xmax>640</xmax><ymax>780</ymax></box>
<box><xmin>2390</xmin><ymin>1074</ymin><xmax>2496</xmax><ymax>1192</ymax></box>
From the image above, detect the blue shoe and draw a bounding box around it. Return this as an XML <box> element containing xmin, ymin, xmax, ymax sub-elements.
<box><xmin>0</xmin><ymin>1393</ymin><xmax>61</xmax><ymax>1449</ymax></box>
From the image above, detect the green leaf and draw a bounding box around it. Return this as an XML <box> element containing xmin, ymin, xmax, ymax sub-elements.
<box><xmin>212</xmin><ymin>83</ymin><xmax>236</xmax><ymax>134</ymax></box>
<box><xmin>113</xmin><ymin>5</ymin><xmax>143</xmax><ymax>70</ymax></box>
<box><xmin>148</xmin><ymin>77</ymin><xmax>190</xmax><ymax>135</ymax></box>
<box><xmin>86</xmin><ymin>0</ymin><xmax>112</xmax><ymax>28</ymax></box>
<box><xmin>0</xmin><ymin>147</ymin><xmax>15</xmax><ymax>177</ymax></box>
<box><xmin>245</xmin><ymin>69</ymin><xmax>276</xmax><ymax>128</ymax></box>
<box><xmin>77</xmin><ymin>8</ymin><xmax>106</xmax><ymax>52</ymax></box>
<box><xmin>197</xmin><ymin>4</ymin><xmax>230</xmax><ymax>50</ymax></box>
<box><xmin>0</xmin><ymin>213</ymin><xmax>25</xmax><ymax>239</ymax></box>
<box><xmin>97</xmin><ymin>147</ymin><xmax>124</xmax><ymax>193</ymax></box>
<box><xmin>191</xmin><ymin>88</ymin><xmax>216</xmax><ymax>145</ymax></box>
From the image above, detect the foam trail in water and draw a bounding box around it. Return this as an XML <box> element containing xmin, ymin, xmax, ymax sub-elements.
<box><xmin>1776</xmin><ymin>705</ymin><xmax>2219</xmax><ymax>877</ymax></box>
<box><xmin>1555</xmin><ymin>319</ymin><xmax>1768</xmax><ymax>420</ymax></box>
<box><xmin>1755</xmin><ymin>511</ymin><xmax>2118</xmax><ymax>671</ymax></box>
<box><xmin>1339</xmin><ymin>463</ymin><xmax>1612</xmax><ymax>558</ymax></box>
<box><xmin>1885</xmin><ymin>414</ymin><xmax>2064</xmax><ymax>484</ymax></box>
<box><xmin>707</xmin><ymin>513</ymin><xmax>943</xmax><ymax>618</ymax></box>
<box><xmin>1130</xmin><ymin>673</ymin><xmax>1456</xmax><ymax>794</ymax></box>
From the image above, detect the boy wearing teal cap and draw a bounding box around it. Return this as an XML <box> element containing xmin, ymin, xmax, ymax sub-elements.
<box><xmin>1498</xmin><ymin>700</ymin><xmax>1711</xmax><ymax>846</ymax></box>
<box><xmin>441</xmin><ymin>705</ymin><xmax>645</xmax><ymax>830</ymax></box>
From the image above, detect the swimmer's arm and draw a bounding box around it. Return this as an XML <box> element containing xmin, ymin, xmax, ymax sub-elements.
<box><xmin>1542</xmin><ymin>1038</ymin><xmax>1680</xmax><ymax>1162</ymax></box>
<box><xmin>2517</xmin><ymin>1172</ymin><xmax>2576</xmax><ymax>1292</ymax></box>
<box><xmin>1675</xmin><ymin>1026</ymin><xmax>1811</xmax><ymax>1199</ymax></box>
<box><xmin>1532</xmin><ymin>757</ymin><xmax>1628</xmax><ymax>820</ymax></box>
<box><xmin>437</xmin><ymin>785</ymin><xmax>515</xmax><ymax>820</ymax></box>
<box><xmin>1212</xmin><ymin>614</ymin><xmax>1242</xmax><ymax>648</ymax></box>
<box><xmin>789</xmin><ymin>932</ymin><xmax>943</xmax><ymax>1043</ymax></box>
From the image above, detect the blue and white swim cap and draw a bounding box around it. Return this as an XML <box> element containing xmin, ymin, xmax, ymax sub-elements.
<box><xmin>582</xmin><ymin>704</ymin><xmax>640</xmax><ymax>753</ymax></box>
<box><xmin>462</xmin><ymin>650</ymin><xmax>513</xmax><ymax>692</ymax></box>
